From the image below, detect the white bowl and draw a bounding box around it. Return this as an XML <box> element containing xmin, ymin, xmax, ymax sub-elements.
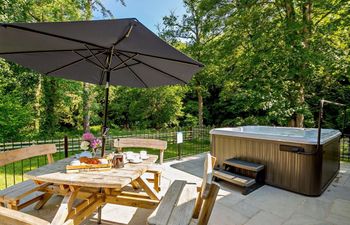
<box><xmin>70</xmin><ymin>160</ymin><xmax>81</xmax><ymax>166</ymax></box>
<box><xmin>98</xmin><ymin>158</ymin><xmax>109</xmax><ymax>164</ymax></box>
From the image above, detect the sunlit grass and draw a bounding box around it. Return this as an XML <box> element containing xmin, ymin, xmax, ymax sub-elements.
<box><xmin>0</xmin><ymin>139</ymin><xmax>209</xmax><ymax>189</ymax></box>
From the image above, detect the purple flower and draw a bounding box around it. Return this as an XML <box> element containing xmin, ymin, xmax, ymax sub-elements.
<box><xmin>91</xmin><ymin>138</ymin><xmax>102</xmax><ymax>149</ymax></box>
<box><xmin>82</xmin><ymin>132</ymin><xmax>95</xmax><ymax>141</ymax></box>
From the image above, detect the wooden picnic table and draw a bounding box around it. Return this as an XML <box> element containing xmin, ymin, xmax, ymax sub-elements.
<box><xmin>24</xmin><ymin>155</ymin><xmax>160</xmax><ymax>225</ymax></box>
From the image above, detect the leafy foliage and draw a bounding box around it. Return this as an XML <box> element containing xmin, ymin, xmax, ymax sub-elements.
<box><xmin>0</xmin><ymin>0</ymin><xmax>349</xmax><ymax>141</ymax></box>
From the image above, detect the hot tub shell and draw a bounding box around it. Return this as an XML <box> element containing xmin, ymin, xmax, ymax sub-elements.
<box><xmin>210</xmin><ymin>126</ymin><xmax>341</xmax><ymax>196</ymax></box>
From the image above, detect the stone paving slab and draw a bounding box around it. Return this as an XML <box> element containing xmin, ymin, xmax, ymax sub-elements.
<box><xmin>245</xmin><ymin>211</ymin><xmax>285</xmax><ymax>225</ymax></box>
<box><xmin>20</xmin><ymin>153</ymin><xmax>350</xmax><ymax>225</ymax></box>
<box><xmin>283</xmin><ymin>213</ymin><xmax>334</xmax><ymax>225</ymax></box>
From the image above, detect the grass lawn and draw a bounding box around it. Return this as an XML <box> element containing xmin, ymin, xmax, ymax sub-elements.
<box><xmin>0</xmin><ymin>139</ymin><xmax>209</xmax><ymax>189</ymax></box>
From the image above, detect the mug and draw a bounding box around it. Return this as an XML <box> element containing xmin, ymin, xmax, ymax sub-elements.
<box><xmin>140</xmin><ymin>150</ymin><xmax>148</xmax><ymax>159</ymax></box>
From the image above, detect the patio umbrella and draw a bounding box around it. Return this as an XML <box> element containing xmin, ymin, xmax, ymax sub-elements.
<box><xmin>0</xmin><ymin>19</ymin><xmax>203</xmax><ymax>156</ymax></box>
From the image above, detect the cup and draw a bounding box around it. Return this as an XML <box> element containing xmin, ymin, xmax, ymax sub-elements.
<box><xmin>125</xmin><ymin>151</ymin><xmax>134</xmax><ymax>160</ymax></box>
<box><xmin>140</xmin><ymin>150</ymin><xmax>148</xmax><ymax>159</ymax></box>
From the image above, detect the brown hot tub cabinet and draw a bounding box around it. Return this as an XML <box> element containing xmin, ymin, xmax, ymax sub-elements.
<box><xmin>210</xmin><ymin>126</ymin><xmax>341</xmax><ymax>196</ymax></box>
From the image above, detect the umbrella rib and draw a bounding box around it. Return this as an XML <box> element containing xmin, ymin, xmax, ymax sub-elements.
<box><xmin>113</xmin><ymin>23</ymin><xmax>135</xmax><ymax>47</ymax></box>
<box><xmin>127</xmin><ymin>67</ymin><xmax>148</xmax><ymax>88</ymax></box>
<box><xmin>112</xmin><ymin>62</ymin><xmax>140</xmax><ymax>71</ymax></box>
<box><xmin>114</xmin><ymin>54</ymin><xmax>148</xmax><ymax>88</ymax></box>
<box><xmin>111</xmin><ymin>53</ymin><xmax>138</xmax><ymax>71</ymax></box>
<box><xmin>0</xmin><ymin>48</ymin><xmax>103</xmax><ymax>55</ymax></box>
<box><xmin>116</xmin><ymin>49</ymin><xmax>204</xmax><ymax>67</ymax></box>
<box><xmin>45</xmin><ymin>50</ymin><xmax>107</xmax><ymax>75</ymax></box>
<box><xmin>1</xmin><ymin>24</ymin><xmax>107</xmax><ymax>49</ymax></box>
<box><xmin>73</xmin><ymin>50</ymin><xmax>105</xmax><ymax>70</ymax></box>
<box><xmin>117</xmin><ymin>52</ymin><xmax>187</xmax><ymax>84</ymax></box>
<box><xmin>84</xmin><ymin>44</ymin><xmax>105</xmax><ymax>68</ymax></box>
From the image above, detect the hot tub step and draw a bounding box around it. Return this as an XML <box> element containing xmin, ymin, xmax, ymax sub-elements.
<box><xmin>213</xmin><ymin>169</ymin><xmax>256</xmax><ymax>187</ymax></box>
<box><xmin>223</xmin><ymin>158</ymin><xmax>264</xmax><ymax>172</ymax></box>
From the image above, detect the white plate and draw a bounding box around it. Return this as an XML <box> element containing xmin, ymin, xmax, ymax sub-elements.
<box><xmin>129</xmin><ymin>159</ymin><xmax>143</xmax><ymax>164</ymax></box>
<box><xmin>141</xmin><ymin>156</ymin><xmax>149</xmax><ymax>160</ymax></box>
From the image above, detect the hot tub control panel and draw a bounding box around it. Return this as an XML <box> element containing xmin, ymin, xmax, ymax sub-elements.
<box><xmin>280</xmin><ymin>145</ymin><xmax>305</xmax><ymax>153</ymax></box>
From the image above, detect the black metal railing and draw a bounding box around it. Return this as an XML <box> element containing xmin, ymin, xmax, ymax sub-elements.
<box><xmin>1</xmin><ymin>126</ymin><xmax>349</xmax><ymax>190</ymax></box>
<box><xmin>0</xmin><ymin>126</ymin><xmax>212</xmax><ymax>189</ymax></box>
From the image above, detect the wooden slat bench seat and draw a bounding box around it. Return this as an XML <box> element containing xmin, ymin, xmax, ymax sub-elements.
<box><xmin>148</xmin><ymin>153</ymin><xmax>220</xmax><ymax>225</ymax></box>
<box><xmin>0</xmin><ymin>206</ymin><xmax>73</xmax><ymax>225</ymax></box>
<box><xmin>148</xmin><ymin>180</ymin><xmax>197</xmax><ymax>225</ymax></box>
<box><xmin>144</xmin><ymin>166</ymin><xmax>163</xmax><ymax>192</ymax></box>
<box><xmin>0</xmin><ymin>144</ymin><xmax>57</xmax><ymax>210</ymax></box>
<box><xmin>0</xmin><ymin>180</ymin><xmax>49</xmax><ymax>210</ymax></box>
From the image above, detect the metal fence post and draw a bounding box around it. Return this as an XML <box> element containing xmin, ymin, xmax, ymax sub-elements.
<box><xmin>64</xmin><ymin>135</ymin><xmax>68</xmax><ymax>158</ymax></box>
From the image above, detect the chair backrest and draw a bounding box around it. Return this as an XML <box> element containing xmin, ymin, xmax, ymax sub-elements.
<box><xmin>113</xmin><ymin>138</ymin><xmax>167</xmax><ymax>151</ymax></box>
<box><xmin>200</xmin><ymin>153</ymin><xmax>216</xmax><ymax>199</ymax></box>
<box><xmin>193</xmin><ymin>153</ymin><xmax>219</xmax><ymax>225</ymax></box>
<box><xmin>114</xmin><ymin>138</ymin><xmax>167</xmax><ymax>164</ymax></box>
<box><xmin>0</xmin><ymin>144</ymin><xmax>56</xmax><ymax>167</ymax></box>
<box><xmin>197</xmin><ymin>182</ymin><xmax>220</xmax><ymax>225</ymax></box>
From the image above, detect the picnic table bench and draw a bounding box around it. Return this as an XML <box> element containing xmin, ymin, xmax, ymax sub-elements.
<box><xmin>0</xmin><ymin>144</ymin><xmax>56</xmax><ymax>210</ymax></box>
<box><xmin>147</xmin><ymin>153</ymin><xmax>220</xmax><ymax>225</ymax></box>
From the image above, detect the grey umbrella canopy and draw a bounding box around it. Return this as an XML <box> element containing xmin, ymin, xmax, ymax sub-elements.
<box><xmin>0</xmin><ymin>18</ymin><xmax>203</xmax><ymax>156</ymax></box>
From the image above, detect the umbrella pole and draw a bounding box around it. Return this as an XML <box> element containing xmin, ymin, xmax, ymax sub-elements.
<box><xmin>101</xmin><ymin>71</ymin><xmax>111</xmax><ymax>157</ymax></box>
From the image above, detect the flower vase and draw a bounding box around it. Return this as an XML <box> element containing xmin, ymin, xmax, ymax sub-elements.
<box><xmin>79</xmin><ymin>150</ymin><xmax>92</xmax><ymax>158</ymax></box>
<box><xmin>94</xmin><ymin>148</ymin><xmax>102</xmax><ymax>157</ymax></box>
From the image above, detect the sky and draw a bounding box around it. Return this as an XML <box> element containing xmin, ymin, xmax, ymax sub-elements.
<box><xmin>94</xmin><ymin>0</ymin><xmax>186</xmax><ymax>33</ymax></box>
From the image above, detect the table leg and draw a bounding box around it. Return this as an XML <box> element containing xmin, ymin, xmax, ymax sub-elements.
<box><xmin>97</xmin><ymin>188</ymin><xmax>102</xmax><ymax>224</ymax></box>
<box><xmin>34</xmin><ymin>193</ymin><xmax>53</xmax><ymax>210</ymax></box>
<box><xmin>51</xmin><ymin>186</ymin><xmax>80</xmax><ymax>225</ymax></box>
<box><xmin>135</xmin><ymin>177</ymin><xmax>161</xmax><ymax>201</ymax></box>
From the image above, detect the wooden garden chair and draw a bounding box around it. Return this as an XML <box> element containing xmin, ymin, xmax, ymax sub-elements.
<box><xmin>0</xmin><ymin>144</ymin><xmax>56</xmax><ymax>210</ymax></box>
<box><xmin>114</xmin><ymin>138</ymin><xmax>167</xmax><ymax>192</ymax></box>
<box><xmin>147</xmin><ymin>153</ymin><xmax>220</xmax><ymax>225</ymax></box>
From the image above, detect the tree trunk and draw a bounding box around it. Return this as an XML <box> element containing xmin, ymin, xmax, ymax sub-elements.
<box><xmin>82</xmin><ymin>1</ymin><xmax>93</xmax><ymax>133</ymax></box>
<box><xmin>296</xmin><ymin>0</ymin><xmax>312</xmax><ymax>128</ymax></box>
<box><xmin>34</xmin><ymin>75</ymin><xmax>42</xmax><ymax>132</ymax></box>
<box><xmin>285</xmin><ymin>0</ymin><xmax>297</xmax><ymax>126</ymax></box>
<box><xmin>296</xmin><ymin>84</ymin><xmax>305</xmax><ymax>127</ymax></box>
<box><xmin>40</xmin><ymin>77</ymin><xmax>58</xmax><ymax>136</ymax></box>
<box><xmin>284</xmin><ymin>0</ymin><xmax>309</xmax><ymax>127</ymax></box>
<box><xmin>82</xmin><ymin>83</ymin><xmax>91</xmax><ymax>132</ymax></box>
<box><xmin>197</xmin><ymin>89</ymin><xmax>203</xmax><ymax>127</ymax></box>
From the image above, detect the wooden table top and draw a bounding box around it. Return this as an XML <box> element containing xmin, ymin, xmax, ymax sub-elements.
<box><xmin>25</xmin><ymin>155</ymin><xmax>158</xmax><ymax>189</ymax></box>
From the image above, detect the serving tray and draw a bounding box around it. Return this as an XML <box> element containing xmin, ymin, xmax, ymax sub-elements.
<box><xmin>66</xmin><ymin>163</ymin><xmax>112</xmax><ymax>173</ymax></box>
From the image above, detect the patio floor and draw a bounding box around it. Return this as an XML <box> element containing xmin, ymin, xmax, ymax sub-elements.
<box><xmin>22</xmin><ymin>153</ymin><xmax>350</xmax><ymax>225</ymax></box>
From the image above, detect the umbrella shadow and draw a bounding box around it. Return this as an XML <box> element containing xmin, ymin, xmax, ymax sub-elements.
<box><xmin>170</xmin><ymin>157</ymin><xmax>205</xmax><ymax>178</ymax></box>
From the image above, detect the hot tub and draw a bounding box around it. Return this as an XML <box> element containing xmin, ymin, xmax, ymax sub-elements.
<box><xmin>210</xmin><ymin>126</ymin><xmax>341</xmax><ymax>196</ymax></box>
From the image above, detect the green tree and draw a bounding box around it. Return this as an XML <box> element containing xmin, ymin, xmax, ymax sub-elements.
<box><xmin>108</xmin><ymin>86</ymin><xmax>185</xmax><ymax>129</ymax></box>
<box><xmin>0</xmin><ymin>59</ymin><xmax>35</xmax><ymax>140</ymax></box>
<box><xmin>158</xmin><ymin>0</ymin><xmax>224</xmax><ymax>127</ymax></box>
<box><xmin>199</xmin><ymin>0</ymin><xmax>349</xmax><ymax>127</ymax></box>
